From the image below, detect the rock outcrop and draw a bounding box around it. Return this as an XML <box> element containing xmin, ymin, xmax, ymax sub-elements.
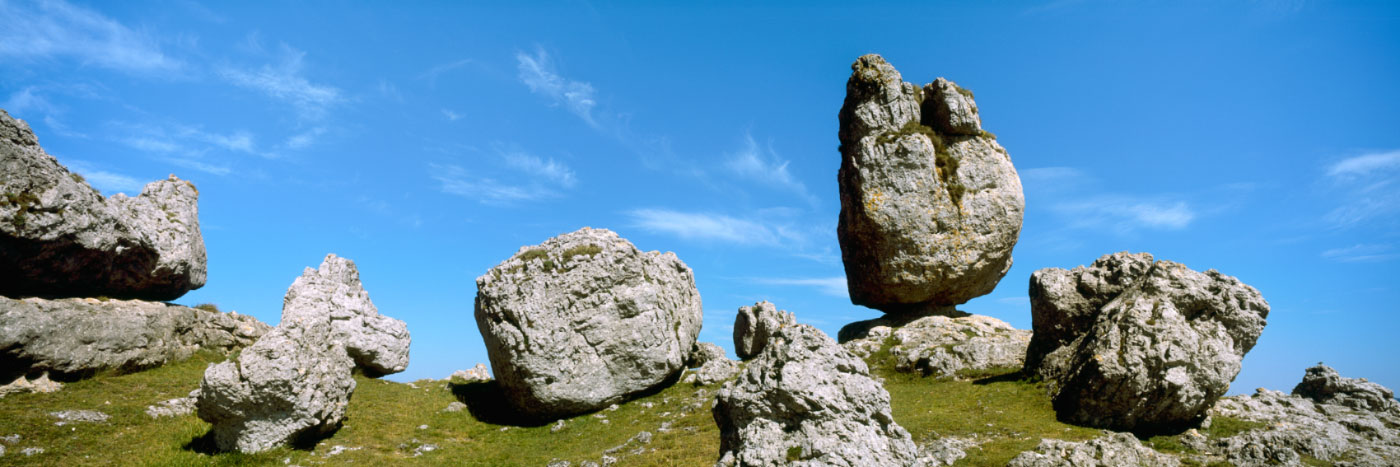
<box><xmin>0</xmin><ymin>296</ymin><xmax>267</xmax><ymax>390</ymax></box>
<box><xmin>0</xmin><ymin>109</ymin><xmax>206</xmax><ymax>301</ymax></box>
<box><xmin>836</xmin><ymin>54</ymin><xmax>1024</xmax><ymax>313</ymax></box>
<box><xmin>841</xmin><ymin>312</ymin><xmax>1030</xmax><ymax>378</ymax></box>
<box><xmin>1192</xmin><ymin>385</ymin><xmax>1400</xmax><ymax>466</ymax></box>
<box><xmin>280</xmin><ymin>254</ymin><xmax>410</xmax><ymax>376</ymax></box>
<box><xmin>475</xmin><ymin>227</ymin><xmax>702</xmax><ymax>418</ymax></box>
<box><xmin>682</xmin><ymin>342</ymin><xmax>739</xmax><ymax>386</ymax></box>
<box><xmin>686</xmin><ymin>342</ymin><xmax>727</xmax><ymax>369</ymax></box>
<box><xmin>1292</xmin><ymin>364</ymin><xmax>1400</xmax><ymax>413</ymax></box>
<box><xmin>712</xmin><ymin>324</ymin><xmax>921</xmax><ymax>466</ymax></box>
<box><xmin>1025</xmin><ymin>252</ymin><xmax>1270</xmax><ymax>433</ymax></box>
<box><xmin>450</xmin><ymin>363</ymin><xmax>491</xmax><ymax>383</ymax></box>
<box><xmin>196</xmin><ymin>312</ymin><xmax>355</xmax><ymax>453</ymax></box>
<box><xmin>733</xmin><ymin>301</ymin><xmax>795</xmax><ymax>360</ymax></box>
<box><xmin>1007</xmin><ymin>433</ymin><xmax>1180</xmax><ymax>467</ymax></box>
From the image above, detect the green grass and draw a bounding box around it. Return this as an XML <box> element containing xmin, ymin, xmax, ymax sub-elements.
<box><xmin>193</xmin><ymin>303</ymin><xmax>221</xmax><ymax>313</ymax></box>
<box><xmin>562</xmin><ymin>244</ymin><xmax>602</xmax><ymax>263</ymax></box>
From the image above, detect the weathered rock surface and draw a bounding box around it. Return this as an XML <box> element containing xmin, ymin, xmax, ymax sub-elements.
<box><xmin>733</xmin><ymin>301</ymin><xmax>795</xmax><ymax>360</ymax></box>
<box><xmin>682</xmin><ymin>342</ymin><xmax>739</xmax><ymax>386</ymax></box>
<box><xmin>146</xmin><ymin>389</ymin><xmax>199</xmax><ymax>418</ymax></box>
<box><xmin>0</xmin><ymin>296</ymin><xmax>268</xmax><ymax>388</ymax></box>
<box><xmin>280</xmin><ymin>254</ymin><xmax>410</xmax><ymax>376</ymax></box>
<box><xmin>1188</xmin><ymin>386</ymin><xmax>1400</xmax><ymax>466</ymax></box>
<box><xmin>0</xmin><ymin>371</ymin><xmax>61</xmax><ymax>398</ymax></box>
<box><xmin>686</xmin><ymin>342</ymin><xmax>727</xmax><ymax>369</ymax></box>
<box><xmin>50</xmin><ymin>409</ymin><xmax>110</xmax><ymax>426</ymax></box>
<box><xmin>1025</xmin><ymin>252</ymin><xmax>1270</xmax><ymax>432</ymax></box>
<box><xmin>475</xmin><ymin>227</ymin><xmax>702</xmax><ymax>418</ymax></box>
<box><xmin>836</xmin><ymin>54</ymin><xmax>1024</xmax><ymax>313</ymax></box>
<box><xmin>450</xmin><ymin>363</ymin><xmax>491</xmax><ymax>383</ymax></box>
<box><xmin>0</xmin><ymin>109</ymin><xmax>206</xmax><ymax>301</ymax></box>
<box><xmin>841</xmin><ymin>311</ymin><xmax>1030</xmax><ymax>378</ymax></box>
<box><xmin>196</xmin><ymin>312</ymin><xmax>356</xmax><ymax>453</ymax></box>
<box><xmin>713</xmin><ymin>324</ymin><xmax>921</xmax><ymax>466</ymax></box>
<box><xmin>1292</xmin><ymin>364</ymin><xmax>1400</xmax><ymax>413</ymax></box>
<box><xmin>1007</xmin><ymin>433</ymin><xmax>1180</xmax><ymax>467</ymax></box>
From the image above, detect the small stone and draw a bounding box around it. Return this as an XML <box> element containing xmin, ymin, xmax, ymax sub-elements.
<box><xmin>449</xmin><ymin>363</ymin><xmax>491</xmax><ymax>383</ymax></box>
<box><xmin>550</xmin><ymin>419</ymin><xmax>566</xmax><ymax>433</ymax></box>
<box><xmin>22</xmin><ymin>447</ymin><xmax>43</xmax><ymax>456</ymax></box>
<box><xmin>145</xmin><ymin>390</ymin><xmax>198</xmax><ymax>418</ymax></box>
<box><xmin>49</xmin><ymin>409</ymin><xmax>109</xmax><ymax>426</ymax></box>
<box><xmin>443</xmin><ymin>401</ymin><xmax>466</xmax><ymax>413</ymax></box>
<box><xmin>417</xmin><ymin>424</ymin><xmax>428</xmax><ymax>430</ymax></box>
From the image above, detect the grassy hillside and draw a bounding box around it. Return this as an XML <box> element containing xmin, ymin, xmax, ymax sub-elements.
<box><xmin>0</xmin><ymin>349</ymin><xmax>1282</xmax><ymax>466</ymax></box>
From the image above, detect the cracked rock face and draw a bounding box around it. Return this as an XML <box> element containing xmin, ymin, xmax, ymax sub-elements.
<box><xmin>0</xmin><ymin>296</ymin><xmax>268</xmax><ymax>387</ymax></box>
<box><xmin>1196</xmin><ymin>383</ymin><xmax>1400</xmax><ymax>466</ymax></box>
<box><xmin>841</xmin><ymin>312</ymin><xmax>1030</xmax><ymax>378</ymax></box>
<box><xmin>732</xmin><ymin>301</ymin><xmax>796</xmax><ymax>360</ymax></box>
<box><xmin>280</xmin><ymin>254</ymin><xmax>410</xmax><ymax>376</ymax></box>
<box><xmin>1007</xmin><ymin>433</ymin><xmax>1180</xmax><ymax>467</ymax></box>
<box><xmin>836</xmin><ymin>54</ymin><xmax>1024</xmax><ymax>313</ymax></box>
<box><xmin>196</xmin><ymin>312</ymin><xmax>356</xmax><ymax>453</ymax></box>
<box><xmin>475</xmin><ymin>227</ymin><xmax>702</xmax><ymax>418</ymax></box>
<box><xmin>713</xmin><ymin>324</ymin><xmax>920</xmax><ymax>466</ymax></box>
<box><xmin>0</xmin><ymin>109</ymin><xmax>206</xmax><ymax>301</ymax></box>
<box><xmin>1292</xmin><ymin>364</ymin><xmax>1400</xmax><ymax>413</ymax></box>
<box><xmin>1025</xmin><ymin>252</ymin><xmax>1270</xmax><ymax>432</ymax></box>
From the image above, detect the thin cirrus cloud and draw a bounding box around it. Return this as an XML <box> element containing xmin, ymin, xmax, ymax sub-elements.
<box><xmin>0</xmin><ymin>0</ymin><xmax>181</xmax><ymax>74</ymax></box>
<box><xmin>430</xmin><ymin>147</ymin><xmax>578</xmax><ymax>205</ymax></box>
<box><xmin>516</xmin><ymin>47</ymin><xmax>598</xmax><ymax>127</ymax></box>
<box><xmin>1020</xmin><ymin>166</ymin><xmax>1195</xmax><ymax>232</ymax></box>
<box><xmin>625</xmin><ymin>209</ymin><xmax>799</xmax><ymax>246</ymax></box>
<box><xmin>219</xmin><ymin>47</ymin><xmax>343</xmax><ymax>121</ymax></box>
<box><xmin>1323</xmin><ymin>150</ymin><xmax>1400</xmax><ymax>228</ymax></box>
<box><xmin>63</xmin><ymin>160</ymin><xmax>145</xmax><ymax>194</ymax></box>
<box><xmin>1321</xmin><ymin>243</ymin><xmax>1396</xmax><ymax>263</ymax></box>
<box><xmin>725</xmin><ymin>134</ymin><xmax>817</xmax><ymax>206</ymax></box>
<box><xmin>753</xmin><ymin>277</ymin><xmax>850</xmax><ymax>298</ymax></box>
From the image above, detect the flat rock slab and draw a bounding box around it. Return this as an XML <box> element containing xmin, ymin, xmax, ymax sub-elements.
<box><xmin>841</xmin><ymin>312</ymin><xmax>1030</xmax><ymax>378</ymax></box>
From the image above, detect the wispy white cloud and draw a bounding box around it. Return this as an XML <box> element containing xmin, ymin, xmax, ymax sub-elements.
<box><xmin>626</xmin><ymin>209</ymin><xmax>791</xmax><ymax>246</ymax></box>
<box><xmin>516</xmin><ymin>48</ymin><xmax>597</xmax><ymax>127</ymax></box>
<box><xmin>219</xmin><ymin>46</ymin><xmax>342</xmax><ymax>121</ymax></box>
<box><xmin>1052</xmin><ymin>197</ymin><xmax>1195</xmax><ymax>231</ymax></box>
<box><xmin>420</xmin><ymin>58</ymin><xmax>474</xmax><ymax>86</ymax></box>
<box><xmin>285</xmin><ymin>127</ymin><xmax>325</xmax><ymax>150</ymax></box>
<box><xmin>1321</xmin><ymin>243</ymin><xmax>1396</xmax><ymax>263</ymax></box>
<box><xmin>725</xmin><ymin>134</ymin><xmax>816</xmax><ymax>205</ymax></box>
<box><xmin>63</xmin><ymin>160</ymin><xmax>144</xmax><ymax>194</ymax></box>
<box><xmin>0</xmin><ymin>0</ymin><xmax>181</xmax><ymax>74</ymax></box>
<box><xmin>442</xmin><ymin>109</ymin><xmax>463</xmax><ymax>121</ymax></box>
<box><xmin>502</xmin><ymin>149</ymin><xmax>576</xmax><ymax>188</ymax></box>
<box><xmin>430</xmin><ymin>164</ymin><xmax>560</xmax><ymax>204</ymax></box>
<box><xmin>754</xmin><ymin>277</ymin><xmax>849</xmax><ymax>298</ymax></box>
<box><xmin>1328</xmin><ymin>150</ymin><xmax>1400</xmax><ymax>178</ymax></box>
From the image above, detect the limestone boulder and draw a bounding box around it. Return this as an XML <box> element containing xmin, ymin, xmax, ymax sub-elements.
<box><xmin>836</xmin><ymin>54</ymin><xmax>1023</xmax><ymax>313</ymax></box>
<box><xmin>1007</xmin><ymin>433</ymin><xmax>1180</xmax><ymax>467</ymax></box>
<box><xmin>1197</xmin><ymin>385</ymin><xmax>1400</xmax><ymax>466</ymax></box>
<box><xmin>196</xmin><ymin>312</ymin><xmax>355</xmax><ymax>453</ymax></box>
<box><xmin>475</xmin><ymin>227</ymin><xmax>702</xmax><ymax>418</ymax></box>
<box><xmin>841</xmin><ymin>311</ymin><xmax>1030</xmax><ymax>378</ymax></box>
<box><xmin>1292</xmin><ymin>364</ymin><xmax>1400</xmax><ymax>413</ymax></box>
<box><xmin>713</xmin><ymin>324</ymin><xmax>920</xmax><ymax>466</ymax></box>
<box><xmin>0</xmin><ymin>109</ymin><xmax>206</xmax><ymax>301</ymax></box>
<box><xmin>733</xmin><ymin>301</ymin><xmax>795</xmax><ymax>360</ymax></box>
<box><xmin>1025</xmin><ymin>252</ymin><xmax>1269</xmax><ymax>432</ymax></box>
<box><xmin>686</xmin><ymin>342</ymin><xmax>727</xmax><ymax>369</ymax></box>
<box><xmin>0</xmin><ymin>296</ymin><xmax>267</xmax><ymax>388</ymax></box>
<box><xmin>280</xmin><ymin>254</ymin><xmax>410</xmax><ymax>376</ymax></box>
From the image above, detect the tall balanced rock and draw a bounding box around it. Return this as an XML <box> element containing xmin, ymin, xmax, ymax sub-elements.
<box><xmin>1025</xmin><ymin>252</ymin><xmax>1269</xmax><ymax>433</ymax></box>
<box><xmin>281</xmin><ymin>254</ymin><xmax>410</xmax><ymax>376</ymax></box>
<box><xmin>475</xmin><ymin>227</ymin><xmax>702</xmax><ymax>418</ymax></box>
<box><xmin>196</xmin><ymin>254</ymin><xmax>407</xmax><ymax>452</ymax></box>
<box><xmin>713</xmin><ymin>324</ymin><xmax>921</xmax><ymax>466</ymax></box>
<box><xmin>0</xmin><ymin>109</ymin><xmax>206</xmax><ymax>301</ymax></box>
<box><xmin>836</xmin><ymin>55</ymin><xmax>1024</xmax><ymax>313</ymax></box>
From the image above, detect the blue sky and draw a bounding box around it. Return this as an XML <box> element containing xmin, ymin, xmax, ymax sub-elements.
<box><xmin>2</xmin><ymin>0</ymin><xmax>1397</xmax><ymax>395</ymax></box>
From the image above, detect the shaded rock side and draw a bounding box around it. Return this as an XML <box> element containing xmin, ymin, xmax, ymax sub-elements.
<box><xmin>686</xmin><ymin>341</ymin><xmax>727</xmax><ymax>369</ymax></box>
<box><xmin>836</xmin><ymin>54</ymin><xmax>1024</xmax><ymax>313</ymax></box>
<box><xmin>732</xmin><ymin>301</ymin><xmax>795</xmax><ymax>360</ymax></box>
<box><xmin>1292</xmin><ymin>363</ymin><xmax>1400</xmax><ymax>413</ymax></box>
<box><xmin>713</xmin><ymin>324</ymin><xmax>920</xmax><ymax>466</ymax></box>
<box><xmin>1026</xmin><ymin>252</ymin><xmax>1269</xmax><ymax>433</ymax></box>
<box><xmin>1197</xmin><ymin>386</ymin><xmax>1400</xmax><ymax>466</ymax></box>
<box><xmin>1006</xmin><ymin>433</ymin><xmax>1180</xmax><ymax>467</ymax></box>
<box><xmin>0</xmin><ymin>109</ymin><xmax>206</xmax><ymax>301</ymax></box>
<box><xmin>682</xmin><ymin>343</ymin><xmax>740</xmax><ymax>386</ymax></box>
<box><xmin>196</xmin><ymin>312</ymin><xmax>355</xmax><ymax>453</ymax></box>
<box><xmin>841</xmin><ymin>311</ymin><xmax>1030</xmax><ymax>378</ymax></box>
<box><xmin>0</xmin><ymin>296</ymin><xmax>268</xmax><ymax>385</ymax></box>
<box><xmin>280</xmin><ymin>254</ymin><xmax>410</xmax><ymax>376</ymax></box>
<box><xmin>475</xmin><ymin>227</ymin><xmax>702</xmax><ymax>418</ymax></box>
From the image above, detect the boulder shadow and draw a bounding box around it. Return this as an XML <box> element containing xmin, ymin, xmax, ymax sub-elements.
<box><xmin>837</xmin><ymin>306</ymin><xmax>971</xmax><ymax>343</ymax></box>
<box><xmin>448</xmin><ymin>380</ymin><xmax>550</xmax><ymax>427</ymax></box>
<box><xmin>182</xmin><ymin>424</ymin><xmax>339</xmax><ymax>454</ymax></box>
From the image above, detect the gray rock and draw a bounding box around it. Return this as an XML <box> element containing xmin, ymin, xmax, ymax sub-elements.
<box><xmin>733</xmin><ymin>301</ymin><xmax>795</xmax><ymax>360</ymax></box>
<box><xmin>475</xmin><ymin>227</ymin><xmax>702</xmax><ymax>418</ymax></box>
<box><xmin>0</xmin><ymin>109</ymin><xmax>206</xmax><ymax>301</ymax></box>
<box><xmin>682</xmin><ymin>358</ymin><xmax>740</xmax><ymax>386</ymax></box>
<box><xmin>713</xmin><ymin>324</ymin><xmax>920</xmax><ymax>466</ymax></box>
<box><xmin>0</xmin><ymin>371</ymin><xmax>61</xmax><ymax>398</ymax></box>
<box><xmin>1198</xmin><ymin>387</ymin><xmax>1400</xmax><ymax>466</ymax></box>
<box><xmin>1292</xmin><ymin>364</ymin><xmax>1400</xmax><ymax>413</ymax></box>
<box><xmin>836</xmin><ymin>54</ymin><xmax>1024</xmax><ymax>313</ymax></box>
<box><xmin>196</xmin><ymin>312</ymin><xmax>356</xmax><ymax>453</ymax></box>
<box><xmin>146</xmin><ymin>389</ymin><xmax>199</xmax><ymax>418</ymax></box>
<box><xmin>50</xmin><ymin>409</ymin><xmax>109</xmax><ymax>426</ymax></box>
<box><xmin>841</xmin><ymin>310</ymin><xmax>1029</xmax><ymax>378</ymax></box>
<box><xmin>686</xmin><ymin>342</ymin><xmax>727</xmax><ymax>368</ymax></box>
<box><xmin>444</xmin><ymin>401</ymin><xmax>466</xmax><ymax>413</ymax></box>
<box><xmin>280</xmin><ymin>254</ymin><xmax>410</xmax><ymax>376</ymax></box>
<box><xmin>21</xmin><ymin>447</ymin><xmax>41</xmax><ymax>456</ymax></box>
<box><xmin>1025</xmin><ymin>252</ymin><xmax>1270</xmax><ymax>432</ymax></box>
<box><xmin>0</xmin><ymin>296</ymin><xmax>268</xmax><ymax>386</ymax></box>
<box><xmin>450</xmin><ymin>363</ymin><xmax>491</xmax><ymax>383</ymax></box>
<box><xmin>1006</xmin><ymin>433</ymin><xmax>1180</xmax><ymax>467</ymax></box>
<box><xmin>919</xmin><ymin>437</ymin><xmax>973</xmax><ymax>466</ymax></box>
